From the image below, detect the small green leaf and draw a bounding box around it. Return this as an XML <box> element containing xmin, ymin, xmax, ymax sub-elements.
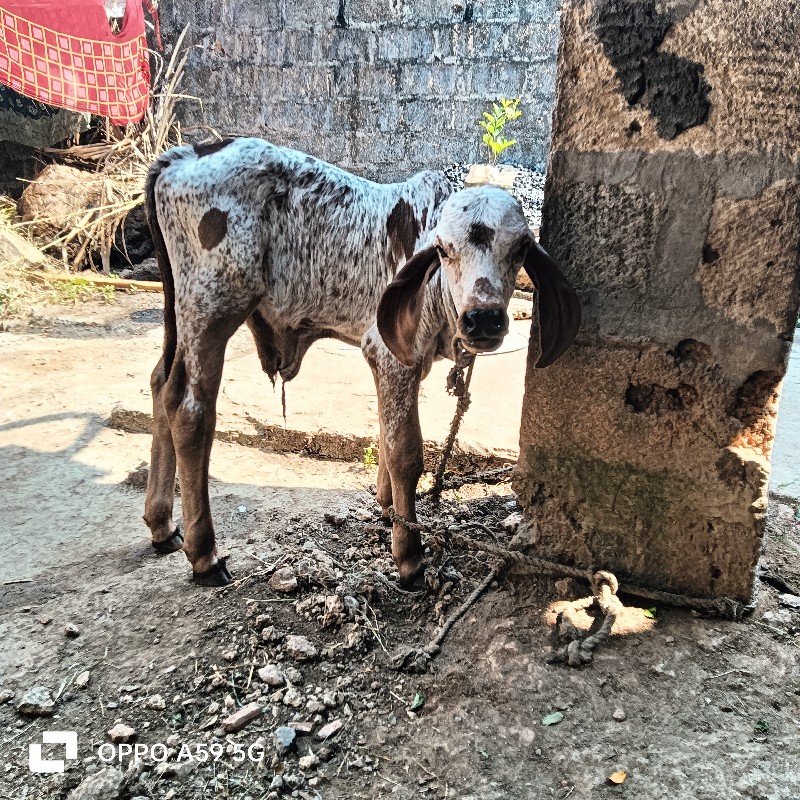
<box><xmin>643</xmin><ymin>607</ymin><xmax>657</xmax><ymax>619</ymax></box>
<box><xmin>409</xmin><ymin>692</ymin><xmax>425</xmax><ymax>712</ymax></box>
<box><xmin>541</xmin><ymin>711</ymin><xmax>564</xmax><ymax>726</ymax></box>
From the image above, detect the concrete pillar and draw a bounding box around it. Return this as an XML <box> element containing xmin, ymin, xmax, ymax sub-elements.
<box><xmin>513</xmin><ymin>0</ymin><xmax>800</xmax><ymax>603</ymax></box>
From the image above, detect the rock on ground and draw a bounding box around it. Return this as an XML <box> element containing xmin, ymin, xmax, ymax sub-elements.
<box><xmin>269</xmin><ymin>566</ymin><xmax>299</xmax><ymax>594</ymax></box>
<box><xmin>222</xmin><ymin>701</ymin><xmax>263</xmax><ymax>732</ymax></box>
<box><xmin>106</xmin><ymin>723</ymin><xmax>136</xmax><ymax>743</ymax></box>
<box><xmin>285</xmin><ymin>634</ymin><xmax>319</xmax><ymax>661</ymax></box>
<box><xmin>67</xmin><ymin>767</ymin><xmax>125</xmax><ymax>800</ymax></box>
<box><xmin>0</xmin><ymin>227</ymin><xmax>46</xmax><ymax>268</ymax></box>
<box><xmin>16</xmin><ymin>687</ymin><xmax>55</xmax><ymax>716</ymax></box>
<box><xmin>257</xmin><ymin>665</ymin><xmax>285</xmax><ymax>686</ymax></box>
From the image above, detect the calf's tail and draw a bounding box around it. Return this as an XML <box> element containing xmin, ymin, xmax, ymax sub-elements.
<box><xmin>144</xmin><ymin>149</ymin><xmax>192</xmax><ymax>378</ymax></box>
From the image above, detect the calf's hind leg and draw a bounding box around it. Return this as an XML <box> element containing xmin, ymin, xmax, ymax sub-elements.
<box><xmin>144</xmin><ymin>355</ymin><xmax>182</xmax><ymax>553</ymax></box>
<box><xmin>164</xmin><ymin>316</ymin><xmax>248</xmax><ymax>586</ymax></box>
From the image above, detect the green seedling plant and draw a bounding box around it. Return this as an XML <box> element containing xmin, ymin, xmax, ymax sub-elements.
<box><xmin>362</xmin><ymin>443</ymin><xmax>378</xmax><ymax>470</ymax></box>
<box><xmin>479</xmin><ymin>97</ymin><xmax>522</xmax><ymax>164</ymax></box>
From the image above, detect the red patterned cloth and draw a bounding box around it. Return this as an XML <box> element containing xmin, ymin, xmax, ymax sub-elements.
<box><xmin>0</xmin><ymin>0</ymin><xmax>150</xmax><ymax>124</ymax></box>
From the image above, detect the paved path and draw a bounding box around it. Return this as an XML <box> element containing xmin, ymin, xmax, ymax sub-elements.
<box><xmin>770</xmin><ymin>338</ymin><xmax>800</xmax><ymax>503</ymax></box>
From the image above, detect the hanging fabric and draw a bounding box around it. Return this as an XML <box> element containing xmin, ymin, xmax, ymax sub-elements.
<box><xmin>0</xmin><ymin>0</ymin><xmax>150</xmax><ymax>124</ymax></box>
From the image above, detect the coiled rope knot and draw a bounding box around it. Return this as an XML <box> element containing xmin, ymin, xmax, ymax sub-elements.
<box><xmin>548</xmin><ymin>568</ymin><xmax>626</xmax><ymax>667</ymax></box>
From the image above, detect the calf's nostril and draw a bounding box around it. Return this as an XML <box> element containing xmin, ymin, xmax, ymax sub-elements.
<box><xmin>486</xmin><ymin>311</ymin><xmax>504</xmax><ymax>331</ymax></box>
<box><xmin>461</xmin><ymin>309</ymin><xmax>506</xmax><ymax>338</ymax></box>
<box><xmin>462</xmin><ymin>310</ymin><xmax>480</xmax><ymax>334</ymax></box>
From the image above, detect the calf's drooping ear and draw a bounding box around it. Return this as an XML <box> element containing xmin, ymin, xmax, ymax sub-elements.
<box><xmin>523</xmin><ymin>237</ymin><xmax>582</xmax><ymax>368</ymax></box>
<box><xmin>377</xmin><ymin>245</ymin><xmax>440</xmax><ymax>367</ymax></box>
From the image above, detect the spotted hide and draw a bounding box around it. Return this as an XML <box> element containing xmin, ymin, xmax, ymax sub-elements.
<box><xmin>142</xmin><ymin>137</ymin><xmax>581</xmax><ymax>587</ymax></box>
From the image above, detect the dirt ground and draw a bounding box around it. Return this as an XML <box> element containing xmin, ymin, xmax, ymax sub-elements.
<box><xmin>1</xmin><ymin>294</ymin><xmax>799</xmax><ymax>800</ymax></box>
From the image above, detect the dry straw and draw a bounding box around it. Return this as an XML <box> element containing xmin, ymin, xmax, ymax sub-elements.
<box><xmin>23</xmin><ymin>26</ymin><xmax>203</xmax><ymax>273</ymax></box>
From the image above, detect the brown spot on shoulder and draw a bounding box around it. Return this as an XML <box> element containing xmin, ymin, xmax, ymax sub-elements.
<box><xmin>198</xmin><ymin>208</ymin><xmax>228</xmax><ymax>250</ymax></box>
<box><xmin>193</xmin><ymin>138</ymin><xmax>235</xmax><ymax>158</ymax></box>
<box><xmin>468</xmin><ymin>223</ymin><xmax>495</xmax><ymax>249</ymax></box>
<box><xmin>387</xmin><ymin>198</ymin><xmax>421</xmax><ymax>268</ymax></box>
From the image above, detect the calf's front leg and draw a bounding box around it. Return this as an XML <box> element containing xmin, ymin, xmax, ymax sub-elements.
<box><xmin>371</xmin><ymin>361</ymin><xmax>426</xmax><ymax>588</ymax></box>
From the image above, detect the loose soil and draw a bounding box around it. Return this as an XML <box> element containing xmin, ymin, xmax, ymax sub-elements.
<box><xmin>1</xmin><ymin>294</ymin><xmax>798</xmax><ymax>800</ymax></box>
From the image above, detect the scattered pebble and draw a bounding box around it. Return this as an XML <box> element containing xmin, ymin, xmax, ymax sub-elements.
<box><xmin>288</xmin><ymin>720</ymin><xmax>315</xmax><ymax>735</ymax></box>
<box><xmin>107</xmin><ymin>723</ymin><xmax>136</xmax><ymax>743</ymax></box>
<box><xmin>258</xmin><ymin>665</ymin><xmax>286</xmax><ymax>687</ymax></box>
<box><xmin>283</xmin><ymin>686</ymin><xmax>305</xmax><ymax>708</ymax></box>
<box><xmin>74</xmin><ymin>670</ymin><xmax>91</xmax><ymax>689</ymax></box>
<box><xmin>285</xmin><ymin>635</ymin><xmax>319</xmax><ymax>662</ymax></box>
<box><xmin>324</xmin><ymin>506</ymin><xmax>349</xmax><ymax>527</ymax></box>
<box><xmin>16</xmin><ymin>687</ymin><xmax>56</xmax><ymax>716</ymax></box>
<box><xmin>763</xmin><ymin>609</ymin><xmax>792</xmax><ymax>628</ymax></box>
<box><xmin>613</xmin><ymin>708</ymin><xmax>627</xmax><ymax>722</ymax></box>
<box><xmin>652</xmin><ymin>663</ymin><xmax>676</xmax><ymax>678</ymax></box>
<box><xmin>261</xmin><ymin>625</ymin><xmax>284</xmax><ymax>643</ymax></box>
<box><xmin>284</xmin><ymin>773</ymin><xmax>304</xmax><ymax>789</ymax></box>
<box><xmin>0</xmin><ymin>689</ymin><xmax>14</xmax><ymax>704</ymax></box>
<box><xmin>275</xmin><ymin>725</ymin><xmax>297</xmax><ymax>755</ymax></box>
<box><xmin>222</xmin><ymin>702</ymin><xmax>263</xmax><ymax>733</ymax></box>
<box><xmin>154</xmin><ymin>759</ymin><xmax>198</xmax><ymax>781</ymax></box>
<box><xmin>67</xmin><ymin>767</ymin><xmax>125</xmax><ymax>800</ymax></box>
<box><xmin>779</xmin><ymin>593</ymin><xmax>800</xmax><ymax>609</ymax></box>
<box><xmin>65</xmin><ymin>623</ymin><xmax>81</xmax><ymax>638</ymax></box>
<box><xmin>283</xmin><ymin>665</ymin><xmax>304</xmax><ymax>684</ymax></box>
<box><xmin>298</xmin><ymin>753</ymin><xmax>319</xmax><ymax>770</ymax></box>
<box><xmin>144</xmin><ymin>694</ymin><xmax>166</xmax><ymax>711</ymax></box>
<box><xmin>316</xmin><ymin>719</ymin><xmax>344</xmax><ymax>741</ymax></box>
<box><xmin>269</xmin><ymin>567</ymin><xmax>299</xmax><ymax>594</ymax></box>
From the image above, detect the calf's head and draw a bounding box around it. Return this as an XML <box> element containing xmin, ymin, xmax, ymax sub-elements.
<box><xmin>377</xmin><ymin>186</ymin><xmax>582</xmax><ymax>368</ymax></box>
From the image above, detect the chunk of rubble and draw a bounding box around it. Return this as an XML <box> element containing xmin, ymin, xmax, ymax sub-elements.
<box><xmin>501</xmin><ymin>512</ymin><xmax>523</xmax><ymax>534</ymax></box>
<box><xmin>324</xmin><ymin>506</ymin><xmax>349</xmax><ymax>527</ymax></box>
<box><xmin>17</xmin><ymin>687</ymin><xmax>56</xmax><ymax>716</ymax></box>
<box><xmin>107</xmin><ymin>723</ymin><xmax>136</xmax><ymax>743</ymax></box>
<box><xmin>222</xmin><ymin>702</ymin><xmax>263</xmax><ymax>733</ymax></box>
<box><xmin>285</xmin><ymin>635</ymin><xmax>319</xmax><ymax>662</ymax></box>
<box><xmin>275</xmin><ymin>725</ymin><xmax>296</xmax><ymax>755</ymax></box>
<box><xmin>316</xmin><ymin>719</ymin><xmax>344</xmax><ymax>741</ymax></box>
<box><xmin>67</xmin><ymin>767</ymin><xmax>125</xmax><ymax>800</ymax></box>
<box><xmin>269</xmin><ymin>566</ymin><xmax>299</xmax><ymax>594</ymax></box>
<box><xmin>288</xmin><ymin>720</ymin><xmax>314</xmax><ymax>735</ymax></box>
<box><xmin>257</xmin><ymin>665</ymin><xmax>285</xmax><ymax>687</ymax></box>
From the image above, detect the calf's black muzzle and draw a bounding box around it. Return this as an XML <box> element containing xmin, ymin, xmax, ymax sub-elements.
<box><xmin>458</xmin><ymin>308</ymin><xmax>509</xmax><ymax>352</ymax></box>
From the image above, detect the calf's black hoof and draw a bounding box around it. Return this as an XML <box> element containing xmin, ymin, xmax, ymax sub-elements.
<box><xmin>192</xmin><ymin>559</ymin><xmax>232</xmax><ymax>587</ymax></box>
<box><xmin>398</xmin><ymin>563</ymin><xmax>427</xmax><ymax>592</ymax></box>
<box><xmin>152</xmin><ymin>529</ymin><xmax>183</xmax><ymax>554</ymax></box>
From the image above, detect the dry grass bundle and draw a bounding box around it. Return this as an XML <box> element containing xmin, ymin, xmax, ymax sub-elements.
<box><xmin>24</xmin><ymin>26</ymin><xmax>208</xmax><ymax>273</ymax></box>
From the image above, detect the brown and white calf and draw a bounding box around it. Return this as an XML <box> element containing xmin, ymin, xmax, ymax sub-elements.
<box><xmin>143</xmin><ymin>137</ymin><xmax>580</xmax><ymax>587</ymax></box>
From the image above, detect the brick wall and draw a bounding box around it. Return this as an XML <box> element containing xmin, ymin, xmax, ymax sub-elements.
<box><xmin>160</xmin><ymin>0</ymin><xmax>560</xmax><ymax>180</ymax></box>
